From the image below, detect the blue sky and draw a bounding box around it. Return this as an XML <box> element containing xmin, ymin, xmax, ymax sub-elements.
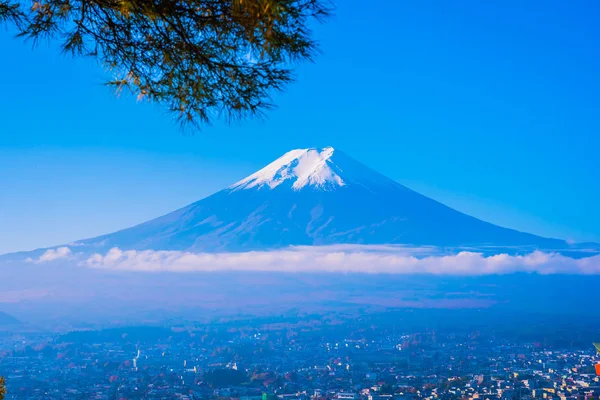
<box><xmin>1</xmin><ymin>0</ymin><xmax>600</xmax><ymax>254</ymax></box>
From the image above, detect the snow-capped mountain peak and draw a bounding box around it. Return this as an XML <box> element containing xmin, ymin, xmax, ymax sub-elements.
<box><xmin>3</xmin><ymin>145</ymin><xmax>584</xmax><ymax>260</ymax></box>
<box><xmin>230</xmin><ymin>146</ymin><xmax>346</xmax><ymax>191</ymax></box>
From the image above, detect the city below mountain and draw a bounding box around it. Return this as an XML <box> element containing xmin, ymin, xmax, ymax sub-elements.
<box><xmin>5</xmin><ymin>147</ymin><xmax>597</xmax><ymax>257</ymax></box>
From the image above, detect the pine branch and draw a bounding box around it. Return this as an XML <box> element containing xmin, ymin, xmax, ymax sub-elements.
<box><xmin>4</xmin><ymin>0</ymin><xmax>332</xmax><ymax>129</ymax></box>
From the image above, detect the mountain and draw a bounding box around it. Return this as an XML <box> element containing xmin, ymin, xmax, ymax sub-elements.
<box><xmin>0</xmin><ymin>311</ymin><xmax>21</xmax><ymax>326</ymax></box>
<box><xmin>45</xmin><ymin>146</ymin><xmax>571</xmax><ymax>254</ymax></box>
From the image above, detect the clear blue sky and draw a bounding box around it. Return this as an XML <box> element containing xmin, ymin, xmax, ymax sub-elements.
<box><xmin>1</xmin><ymin>0</ymin><xmax>600</xmax><ymax>254</ymax></box>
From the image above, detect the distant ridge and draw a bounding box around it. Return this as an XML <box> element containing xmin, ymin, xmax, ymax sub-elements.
<box><xmin>0</xmin><ymin>311</ymin><xmax>21</xmax><ymax>326</ymax></box>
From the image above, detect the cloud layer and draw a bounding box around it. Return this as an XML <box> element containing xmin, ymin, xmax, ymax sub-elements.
<box><xmin>30</xmin><ymin>246</ymin><xmax>72</xmax><ymax>263</ymax></box>
<box><xmin>60</xmin><ymin>245</ymin><xmax>600</xmax><ymax>275</ymax></box>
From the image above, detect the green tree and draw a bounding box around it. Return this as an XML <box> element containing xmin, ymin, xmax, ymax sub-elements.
<box><xmin>0</xmin><ymin>376</ymin><xmax>5</xmax><ymax>400</ymax></box>
<box><xmin>0</xmin><ymin>0</ymin><xmax>330</xmax><ymax>128</ymax></box>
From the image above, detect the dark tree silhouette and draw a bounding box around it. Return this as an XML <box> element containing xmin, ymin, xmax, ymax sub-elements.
<box><xmin>0</xmin><ymin>0</ymin><xmax>330</xmax><ymax>127</ymax></box>
<box><xmin>203</xmin><ymin>368</ymin><xmax>247</xmax><ymax>387</ymax></box>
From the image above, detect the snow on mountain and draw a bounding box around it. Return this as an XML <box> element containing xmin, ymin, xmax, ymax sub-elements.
<box><xmin>231</xmin><ymin>147</ymin><xmax>345</xmax><ymax>191</ymax></box>
<box><xmin>230</xmin><ymin>146</ymin><xmax>397</xmax><ymax>192</ymax></box>
<box><xmin>4</xmin><ymin>146</ymin><xmax>594</xmax><ymax>259</ymax></box>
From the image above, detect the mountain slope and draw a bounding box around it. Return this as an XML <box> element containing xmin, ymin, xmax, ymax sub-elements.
<box><xmin>65</xmin><ymin>146</ymin><xmax>567</xmax><ymax>253</ymax></box>
<box><xmin>0</xmin><ymin>311</ymin><xmax>21</xmax><ymax>326</ymax></box>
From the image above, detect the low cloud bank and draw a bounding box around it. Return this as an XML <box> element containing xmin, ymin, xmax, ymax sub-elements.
<box><xmin>71</xmin><ymin>245</ymin><xmax>600</xmax><ymax>275</ymax></box>
<box><xmin>28</xmin><ymin>247</ymin><xmax>72</xmax><ymax>263</ymax></box>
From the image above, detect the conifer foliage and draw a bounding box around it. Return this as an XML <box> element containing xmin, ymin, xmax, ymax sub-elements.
<box><xmin>0</xmin><ymin>376</ymin><xmax>5</xmax><ymax>400</ymax></box>
<box><xmin>0</xmin><ymin>1</ymin><xmax>329</xmax><ymax>127</ymax></box>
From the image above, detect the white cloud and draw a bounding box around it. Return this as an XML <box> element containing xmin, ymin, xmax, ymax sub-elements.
<box><xmin>31</xmin><ymin>247</ymin><xmax>72</xmax><ymax>263</ymax></box>
<box><xmin>83</xmin><ymin>245</ymin><xmax>600</xmax><ymax>275</ymax></box>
